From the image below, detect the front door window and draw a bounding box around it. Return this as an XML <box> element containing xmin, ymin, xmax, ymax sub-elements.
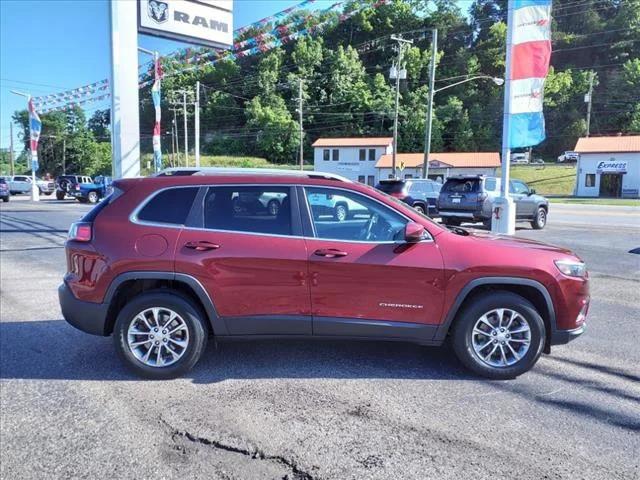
<box><xmin>304</xmin><ymin>187</ymin><xmax>407</xmax><ymax>242</ymax></box>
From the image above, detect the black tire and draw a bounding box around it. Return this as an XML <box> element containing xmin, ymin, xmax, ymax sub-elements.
<box><xmin>77</xmin><ymin>198</ymin><xmax>88</xmax><ymax>203</ymax></box>
<box><xmin>2</xmin><ymin>197</ymin><xmax>8</xmax><ymax>203</ymax></box>
<box><xmin>267</xmin><ymin>198</ymin><xmax>280</xmax><ymax>216</ymax></box>
<box><xmin>87</xmin><ymin>191</ymin><xmax>99</xmax><ymax>204</ymax></box>
<box><xmin>113</xmin><ymin>291</ymin><xmax>208</xmax><ymax>379</ymax></box>
<box><xmin>44</xmin><ymin>192</ymin><xmax>52</xmax><ymax>196</ymax></box>
<box><xmin>334</xmin><ymin>203</ymin><xmax>348</xmax><ymax>222</ymax></box>
<box><xmin>413</xmin><ymin>203</ymin><xmax>426</xmax><ymax>215</ymax></box>
<box><xmin>482</xmin><ymin>219</ymin><xmax>492</xmax><ymax>229</ymax></box>
<box><xmin>451</xmin><ymin>291</ymin><xmax>546</xmax><ymax>379</ymax></box>
<box><xmin>531</xmin><ymin>207</ymin><xmax>547</xmax><ymax>230</ymax></box>
<box><xmin>56</xmin><ymin>191</ymin><xmax>65</xmax><ymax>200</ymax></box>
<box><xmin>441</xmin><ymin>216</ymin><xmax>461</xmax><ymax>227</ymax></box>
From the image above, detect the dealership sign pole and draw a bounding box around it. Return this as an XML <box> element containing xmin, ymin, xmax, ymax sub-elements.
<box><xmin>110</xmin><ymin>0</ymin><xmax>232</xmax><ymax>179</ymax></box>
<box><xmin>493</xmin><ymin>0</ymin><xmax>552</xmax><ymax>235</ymax></box>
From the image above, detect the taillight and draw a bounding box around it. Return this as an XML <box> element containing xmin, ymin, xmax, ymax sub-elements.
<box><xmin>68</xmin><ymin>222</ymin><xmax>92</xmax><ymax>242</ymax></box>
<box><xmin>75</xmin><ymin>184</ymin><xmax>80</xmax><ymax>190</ymax></box>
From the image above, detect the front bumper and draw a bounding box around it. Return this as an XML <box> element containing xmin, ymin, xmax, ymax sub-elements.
<box><xmin>58</xmin><ymin>282</ymin><xmax>109</xmax><ymax>336</ymax></box>
<box><xmin>550</xmin><ymin>324</ymin><xmax>586</xmax><ymax>345</ymax></box>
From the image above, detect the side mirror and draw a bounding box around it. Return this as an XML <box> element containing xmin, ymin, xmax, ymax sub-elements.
<box><xmin>529</xmin><ymin>188</ymin><xmax>536</xmax><ymax>195</ymax></box>
<box><xmin>405</xmin><ymin>222</ymin><xmax>425</xmax><ymax>243</ymax></box>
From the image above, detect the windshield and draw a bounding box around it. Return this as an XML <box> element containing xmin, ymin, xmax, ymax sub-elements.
<box><xmin>376</xmin><ymin>181</ymin><xmax>406</xmax><ymax>194</ymax></box>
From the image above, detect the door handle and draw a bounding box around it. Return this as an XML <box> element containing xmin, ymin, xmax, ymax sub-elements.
<box><xmin>314</xmin><ymin>248</ymin><xmax>348</xmax><ymax>258</ymax></box>
<box><xmin>185</xmin><ymin>240</ymin><xmax>220</xmax><ymax>251</ymax></box>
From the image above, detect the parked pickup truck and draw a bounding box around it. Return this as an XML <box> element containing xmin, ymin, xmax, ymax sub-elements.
<box><xmin>71</xmin><ymin>176</ymin><xmax>113</xmax><ymax>204</ymax></box>
<box><xmin>1</xmin><ymin>175</ymin><xmax>54</xmax><ymax>195</ymax></box>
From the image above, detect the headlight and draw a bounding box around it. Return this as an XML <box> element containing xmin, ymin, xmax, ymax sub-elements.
<box><xmin>554</xmin><ymin>260</ymin><xmax>587</xmax><ymax>278</ymax></box>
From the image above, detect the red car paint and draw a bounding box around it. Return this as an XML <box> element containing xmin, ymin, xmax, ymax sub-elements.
<box><xmin>63</xmin><ymin>173</ymin><xmax>588</xmax><ymax>342</ymax></box>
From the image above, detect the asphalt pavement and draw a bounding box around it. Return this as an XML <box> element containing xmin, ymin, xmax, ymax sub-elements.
<box><xmin>1</xmin><ymin>195</ymin><xmax>639</xmax><ymax>480</ymax></box>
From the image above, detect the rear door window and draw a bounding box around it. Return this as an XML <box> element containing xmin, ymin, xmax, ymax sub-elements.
<box><xmin>136</xmin><ymin>187</ymin><xmax>199</xmax><ymax>225</ymax></box>
<box><xmin>203</xmin><ymin>186</ymin><xmax>292</xmax><ymax>236</ymax></box>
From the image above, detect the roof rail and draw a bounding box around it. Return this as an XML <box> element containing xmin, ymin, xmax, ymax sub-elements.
<box><xmin>155</xmin><ymin>167</ymin><xmax>351</xmax><ymax>182</ymax></box>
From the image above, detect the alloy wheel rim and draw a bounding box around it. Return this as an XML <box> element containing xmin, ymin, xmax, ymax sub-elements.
<box><xmin>471</xmin><ymin>308</ymin><xmax>531</xmax><ymax>368</ymax></box>
<box><xmin>538</xmin><ymin>210</ymin><xmax>546</xmax><ymax>226</ymax></box>
<box><xmin>127</xmin><ymin>307</ymin><xmax>189</xmax><ymax>367</ymax></box>
<box><xmin>336</xmin><ymin>206</ymin><xmax>347</xmax><ymax>221</ymax></box>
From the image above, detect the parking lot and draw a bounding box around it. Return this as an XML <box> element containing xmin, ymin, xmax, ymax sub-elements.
<box><xmin>1</xmin><ymin>196</ymin><xmax>639</xmax><ymax>479</ymax></box>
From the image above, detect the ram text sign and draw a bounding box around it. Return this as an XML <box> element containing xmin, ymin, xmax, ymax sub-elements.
<box><xmin>139</xmin><ymin>0</ymin><xmax>233</xmax><ymax>49</ymax></box>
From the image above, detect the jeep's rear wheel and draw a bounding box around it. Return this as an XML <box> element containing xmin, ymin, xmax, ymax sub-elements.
<box><xmin>531</xmin><ymin>207</ymin><xmax>547</xmax><ymax>230</ymax></box>
<box><xmin>56</xmin><ymin>191</ymin><xmax>65</xmax><ymax>200</ymax></box>
<box><xmin>87</xmin><ymin>191</ymin><xmax>99</xmax><ymax>204</ymax></box>
<box><xmin>451</xmin><ymin>291</ymin><xmax>545</xmax><ymax>379</ymax></box>
<box><xmin>114</xmin><ymin>291</ymin><xmax>208</xmax><ymax>379</ymax></box>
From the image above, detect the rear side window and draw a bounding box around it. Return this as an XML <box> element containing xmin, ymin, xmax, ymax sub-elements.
<box><xmin>443</xmin><ymin>179</ymin><xmax>479</xmax><ymax>193</ymax></box>
<box><xmin>203</xmin><ymin>186</ymin><xmax>292</xmax><ymax>236</ymax></box>
<box><xmin>137</xmin><ymin>187</ymin><xmax>198</xmax><ymax>225</ymax></box>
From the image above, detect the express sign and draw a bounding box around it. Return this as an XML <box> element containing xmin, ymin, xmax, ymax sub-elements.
<box><xmin>139</xmin><ymin>0</ymin><xmax>233</xmax><ymax>49</ymax></box>
<box><xmin>596</xmin><ymin>159</ymin><xmax>627</xmax><ymax>173</ymax></box>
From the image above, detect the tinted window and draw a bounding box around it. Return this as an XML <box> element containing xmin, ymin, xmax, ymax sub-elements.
<box><xmin>443</xmin><ymin>179</ymin><xmax>479</xmax><ymax>193</ymax></box>
<box><xmin>368</xmin><ymin>149</ymin><xmax>376</xmax><ymax>161</ymax></box>
<box><xmin>305</xmin><ymin>187</ymin><xmax>407</xmax><ymax>242</ymax></box>
<box><xmin>332</xmin><ymin>149</ymin><xmax>339</xmax><ymax>161</ymax></box>
<box><xmin>204</xmin><ymin>186</ymin><xmax>291</xmax><ymax>236</ymax></box>
<box><xmin>0</xmin><ymin>178</ymin><xmax>6</xmax><ymax>184</ymax></box>
<box><xmin>323</xmin><ymin>149</ymin><xmax>330</xmax><ymax>161</ymax></box>
<box><xmin>359</xmin><ymin>149</ymin><xmax>366</xmax><ymax>161</ymax></box>
<box><xmin>137</xmin><ymin>187</ymin><xmax>198</xmax><ymax>225</ymax></box>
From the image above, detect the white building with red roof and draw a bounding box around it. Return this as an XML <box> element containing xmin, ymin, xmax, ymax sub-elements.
<box><xmin>573</xmin><ymin>135</ymin><xmax>640</xmax><ymax>198</ymax></box>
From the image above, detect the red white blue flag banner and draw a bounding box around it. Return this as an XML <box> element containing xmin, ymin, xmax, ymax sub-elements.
<box><xmin>151</xmin><ymin>57</ymin><xmax>163</xmax><ymax>172</ymax></box>
<box><xmin>506</xmin><ymin>0</ymin><xmax>551</xmax><ymax>148</ymax></box>
<box><xmin>28</xmin><ymin>97</ymin><xmax>42</xmax><ymax>170</ymax></box>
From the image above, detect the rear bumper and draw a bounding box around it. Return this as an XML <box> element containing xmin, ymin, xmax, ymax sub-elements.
<box><xmin>550</xmin><ymin>324</ymin><xmax>586</xmax><ymax>345</ymax></box>
<box><xmin>58</xmin><ymin>282</ymin><xmax>110</xmax><ymax>336</ymax></box>
<box><xmin>438</xmin><ymin>210</ymin><xmax>486</xmax><ymax>220</ymax></box>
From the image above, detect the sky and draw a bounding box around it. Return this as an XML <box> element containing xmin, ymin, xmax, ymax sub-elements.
<box><xmin>0</xmin><ymin>0</ymin><xmax>337</xmax><ymax>150</ymax></box>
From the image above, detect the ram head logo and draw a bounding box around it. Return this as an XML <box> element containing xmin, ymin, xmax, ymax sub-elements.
<box><xmin>148</xmin><ymin>0</ymin><xmax>168</xmax><ymax>24</ymax></box>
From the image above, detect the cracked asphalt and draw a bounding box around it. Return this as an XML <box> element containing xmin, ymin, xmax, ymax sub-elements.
<box><xmin>1</xmin><ymin>197</ymin><xmax>639</xmax><ymax>479</ymax></box>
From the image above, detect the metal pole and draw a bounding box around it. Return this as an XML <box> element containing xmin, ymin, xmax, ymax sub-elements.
<box><xmin>586</xmin><ymin>71</ymin><xmax>594</xmax><ymax>137</ymax></box>
<box><xmin>183</xmin><ymin>91</ymin><xmax>189</xmax><ymax>166</ymax></box>
<box><xmin>298</xmin><ymin>78</ymin><xmax>304</xmax><ymax>171</ymax></box>
<box><xmin>422</xmin><ymin>29</ymin><xmax>437</xmax><ymax>180</ymax></box>
<box><xmin>391</xmin><ymin>46</ymin><xmax>402</xmax><ymax>178</ymax></box>
<box><xmin>9</xmin><ymin>122</ymin><xmax>15</xmax><ymax>176</ymax></box>
<box><xmin>195</xmin><ymin>81</ymin><xmax>200</xmax><ymax>168</ymax></box>
<box><xmin>390</xmin><ymin>35</ymin><xmax>413</xmax><ymax>178</ymax></box>
<box><xmin>492</xmin><ymin>1</ymin><xmax>516</xmax><ymax>235</ymax></box>
<box><xmin>171</xmin><ymin>121</ymin><xmax>176</xmax><ymax>166</ymax></box>
<box><xmin>173</xmin><ymin>108</ymin><xmax>180</xmax><ymax>165</ymax></box>
<box><xmin>62</xmin><ymin>137</ymin><xmax>66</xmax><ymax>174</ymax></box>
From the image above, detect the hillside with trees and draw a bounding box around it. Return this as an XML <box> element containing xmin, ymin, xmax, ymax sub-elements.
<box><xmin>9</xmin><ymin>0</ymin><xmax>639</xmax><ymax>174</ymax></box>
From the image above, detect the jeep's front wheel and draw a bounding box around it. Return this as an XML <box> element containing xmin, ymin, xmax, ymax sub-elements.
<box><xmin>113</xmin><ymin>291</ymin><xmax>208</xmax><ymax>379</ymax></box>
<box><xmin>87</xmin><ymin>191</ymin><xmax>99</xmax><ymax>204</ymax></box>
<box><xmin>451</xmin><ymin>291</ymin><xmax>545</xmax><ymax>379</ymax></box>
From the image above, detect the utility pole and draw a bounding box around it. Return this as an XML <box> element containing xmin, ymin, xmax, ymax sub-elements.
<box><xmin>9</xmin><ymin>122</ymin><xmax>15</xmax><ymax>176</ymax></box>
<box><xmin>170</xmin><ymin>107</ymin><xmax>181</xmax><ymax>165</ymax></box>
<box><xmin>194</xmin><ymin>80</ymin><xmax>200</xmax><ymax>168</ymax></box>
<box><xmin>585</xmin><ymin>72</ymin><xmax>595</xmax><ymax>137</ymax></box>
<box><xmin>182</xmin><ymin>90</ymin><xmax>189</xmax><ymax>165</ymax></box>
<box><xmin>422</xmin><ymin>29</ymin><xmax>437</xmax><ymax>180</ymax></box>
<box><xmin>171</xmin><ymin>121</ymin><xmax>176</xmax><ymax>166</ymax></box>
<box><xmin>390</xmin><ymin>35</ymin><xmax>413</xmax><ymax>178</ymax></box>
<box><xmin>298</xmin><ymin>78</ymin><xmax>304</xmax><ymax>170</ymax></box>
<box><xmin>62</xmin><ymin>137</ymin><xmax>66</xmax><ymax>174</ymax></box>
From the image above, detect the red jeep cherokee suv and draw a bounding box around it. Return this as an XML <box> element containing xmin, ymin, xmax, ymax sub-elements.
<box><xmin>59</xmin><ymin>169</ymin><xmax>588</xmax><ymax>379</ymax></box>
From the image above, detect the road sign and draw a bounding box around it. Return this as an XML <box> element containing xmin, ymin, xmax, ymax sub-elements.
<box><xmin>139</xmin><ymin>0</ymin><xmax>233</xmax><ymax>49</ymax></box>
